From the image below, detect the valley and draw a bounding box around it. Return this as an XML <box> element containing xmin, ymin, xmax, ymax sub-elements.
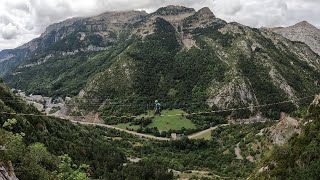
<box><xmin>10</xmin><ymin>87</ymin><xmax>298</xmax><ymax>142</ymax></box>
<box><xmin>1</xmin><ymin>3</ymin><xmax>320</xmax><ymax>180</ymax></box>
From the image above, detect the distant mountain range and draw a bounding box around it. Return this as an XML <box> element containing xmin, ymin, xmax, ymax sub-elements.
<box><xmin>1</xmin><ymin>6</ymin><xmax>319</xmax><ymax>119</ymax></box>
<box><xmin>271</xmin><ymin>21</ymin><xmax>320</xmax><ymax>56</ymax></box>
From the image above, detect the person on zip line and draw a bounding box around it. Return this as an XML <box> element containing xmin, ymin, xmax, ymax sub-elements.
<box><xmin>154</xmin><ymin>100</ymin><xmax>161</xmax><ymax>115</ymax></box>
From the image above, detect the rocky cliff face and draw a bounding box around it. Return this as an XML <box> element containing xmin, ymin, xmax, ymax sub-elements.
<box><xmin>252</xmin><ymin>95</ymin><xmax>320</xmax><ymax>179</ymax></box>
<box><xmin>184</xmin><ymin>7</ymin><xmax>217</xmax><ymax>29</ymax></box>
<box><xmin>308</xmin><ymin>94</ymin><xmax>320</xmax><ymax>119</ymax></box>
<box><xmin>0</xmin><ymin>163</ymin><xmax>18</xmax><ymax>180</ymax></box>
<box><xmin>39</xmin><ymin>10</ymin><xmax>147</xmax><ymax>46</ymax></box>
<box><xmin>269</xmin><ymin>113</ymin><xmax>301</xmax><ymax>145</ymax></box>
<box><xmin>272</xmin><ymin>21</ymin><xmax>320</xmax><ymax>56</ymax></box>
<box><xmin>0</xmin><ymin>49</ymin><xmax>29</xmax><ymax>76</ymax></box>
<box><xmin>0</xmin><ymin>10</ymin><xmax>147</xmax><ymax>77</ymax></box>
<box><xmin>153</xmin><ymin>5</ymin><xmax>195</xmax><ymax>16</ymax></box>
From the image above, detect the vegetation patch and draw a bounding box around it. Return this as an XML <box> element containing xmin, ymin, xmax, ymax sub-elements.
<box><xmin>147</xmin><ymin>109</ymin><xmax>196</xmax><ymax>131</ymax></box>
<box><xmin>110</xmin><ymin>109</ymin><xmax>198</xmax><ymax>137</ymax></box>
<box><xmin>192</xmin><ymin>130</ymin><xmax>212</xmax><ymax>140</ymax></box>
<box><xmin>115</xmin><ymin>123</ymin><xmax>140</xmax><ymax>131</ymax></box>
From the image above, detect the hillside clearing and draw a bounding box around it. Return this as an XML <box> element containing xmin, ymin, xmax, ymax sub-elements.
<box><xmin>147</xmin><ymin>109</ymin><xmax>196</xmax><ymax>131</ymax></box>
<box><xmin>191</xmin><ymin>130</ymin><xmax>212</xmax><ymax>140</ymax></box>
<box><xmin>115</xmin><ymin>123</ymin><xmax>140</xmax><ymax>131</ymax></box>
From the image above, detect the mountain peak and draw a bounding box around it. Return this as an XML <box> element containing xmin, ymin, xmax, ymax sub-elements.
<box><xmin>296</xmin><ymin>21</ymin><xmax>311</xmax><ymax>25</ymax></box>
<box><xmin>293</xmin><ymin>21</ymin><xmax>318</xmax><ymax>29</ymax></box>
<box><xmin>196</xmin><ymin>7</ymin><xmax>215</xmax><ymax>18</ymax></box>
<box><xmin>154</xmin><ymin>5</ymin><xmax>196</xmax><ymax>15</ymax></box>
<box><xmin>96</xmin><ymin>10</ymin><xmax>148</xmax><ymax>17</ymax></box>
<box><xmin>272</xmin><ymin>20</ymin><xmax>320</xmax><ymax>55</ymax></box>
<box><xmin>182</xmin><ymin>7</ymin><xmax>218</xmax><ymax>31</ymax></box>
<box><xmin>41</xmin><ymin>17</ymin><xmax>83</xmax><ymax>38</ymax></box>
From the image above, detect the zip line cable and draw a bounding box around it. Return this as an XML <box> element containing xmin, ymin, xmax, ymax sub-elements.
<box><xmin>6</xmin><ymin>88</ymin><xmax>320</xmax><ymax>102</ymax></box>
<box><xmin>0</xmin><ymin>99</ymin><xmax>219</xmax><ymax>107</ymax></box>
<box><xmin>0</xmin><ymin>94</ymin><xmax>316</xmax><ymax>119</ymax></box>
<box><xmin>1</xmin><ymin>92</ymin><xmax>316</xmax><ymax>106</ymax></box>
<box><xmin>5</xmin><ymin>91</ymin><xmax>253</xmax><ymax>102</ymax></box>
<box><xmin>0</xmin><ymin>99</ymin><xmax>212</xmax><ymax>105</ymax></box>
<box><xmin>3</xmin><ymin>88</ymin><xmax>319</xmax><ymax>107</ymax></box>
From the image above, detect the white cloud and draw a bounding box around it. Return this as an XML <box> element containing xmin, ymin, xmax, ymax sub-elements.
<box><xmin>211</xmin><ymin>0</ymin><xmax>320</xmax><ymax>27</ymax></box>
<box><xmin>1</xmin><ymin>23</ymin><xmax>19</xmax><ymax>39</ymax></box>
<box><xmin>0</xmin><ymin>0</ymin><xmax>319</xmax><ymax>50</ymax></box>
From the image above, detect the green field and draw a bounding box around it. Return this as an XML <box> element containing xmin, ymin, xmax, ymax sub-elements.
<box><xmin>115</xmin><ymin>109</ymin><xmax>197</xmax><ymax>132</ymax></box>
<box><xmin>147</xmin><ymin>109</ymin><xmax>196</xmax><ymax>131</ymax></box>
<box><xmin>115</xmin><ymin>123</ymin><xmax>140</xmax><ymax>131</ymax></box>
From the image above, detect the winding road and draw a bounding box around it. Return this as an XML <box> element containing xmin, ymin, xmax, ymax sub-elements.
<box><xmin>71</xmin><ymin>120</ymin><xmax>229</xmax><ymax>141</ymax></box>
<box><xmin>71</xmin><ymin>120</ymin><xmax>171</xmax><ymax>141</ymax></box>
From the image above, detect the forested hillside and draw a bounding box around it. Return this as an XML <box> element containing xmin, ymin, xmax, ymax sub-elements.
<box><xmin>0</xmin><ymin>80</ymin><xmax>282</xmax><ymax>179</ymax></box>
<box><xmin>0</xmin><ymin>80</ymin><xmax>173</xmax><ymax>179</ymax></box>
<box><xmin>2</xmin><ymin>6</ymin><xmax>320</xmax><ymax>121</ymax></box>
<box><xmin>2</xmin><ymin>78</ymin><xmax>320</xmax><ymax>179</ymax></box>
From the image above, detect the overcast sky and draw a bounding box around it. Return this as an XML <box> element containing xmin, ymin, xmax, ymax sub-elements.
<box><xmin>0</xmin><ymin>0</ymin><xmax>319</xmax><ymax>50</ymax></box>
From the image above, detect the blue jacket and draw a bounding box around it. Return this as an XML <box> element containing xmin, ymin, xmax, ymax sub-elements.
<box><xmin>155</xmin><ymin>102</ymin><xmax>161</xmax><ymax>110</ymax></box>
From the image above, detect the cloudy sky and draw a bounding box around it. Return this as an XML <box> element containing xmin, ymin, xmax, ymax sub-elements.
<box><xmin>0</xmin><ymin>0</ymin><xmax>319</xmax><ymax>50</ymax></box>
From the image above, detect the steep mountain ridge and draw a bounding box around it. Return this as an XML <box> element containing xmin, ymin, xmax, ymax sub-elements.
<box><xmin>0</xmin><ymin>49</ymin><xmax>29</xmax><ymax>76</ymax></box>
<box><xmin>2</xmin><ymin>6</ymin><xmax>320</xmax><ymax>120</ymax></box>
<box><xmin>0</xmin><ymin>10</ymin><xmax>148</xmax><ymax>76</ymax></box>
<box><xmin>271</xmin><ymin>21</ymin><xmax>320</xmax><ymax>56</ymax></box>
<box><xmin>77</xmin><ymin>8</ymin><xmax>320</xmax><ymax>119</ymax></box>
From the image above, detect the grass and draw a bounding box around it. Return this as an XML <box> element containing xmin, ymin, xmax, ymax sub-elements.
<box><xmin>174</xmin><ymin>170</ymin><xmax>216</xmax><ymax>180</ymax></box>
<box><xmin>115</xmin><ymin>123</ymin><xmax>140</xmax><ymax>131</ymax></box>
<box><xmin>192</xmin><ymin>130</ymin><xmax>212</xmax><ymax>140</ymax></box>
<box><xmin>115</xmin><ymin>109</ymin><xmax>197</xmax><ymax>132</ymax></box>
<box><xmin>147</xmin><ymin>109</ymin><xmax>196</xmax><ymax>131</ymax></box>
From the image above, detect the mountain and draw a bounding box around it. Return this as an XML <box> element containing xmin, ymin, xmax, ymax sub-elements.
<box><xmin>0</xmin><ymin>10</ymin><xmax>147</xmax><ymax>76</ymax></box>
<box><xmin>0</xmin><ymin>48</ymin><xmax>29</xmax><ymax>76</ymax></box>
<box><xmin>271</xmin><ymin>21</ymin><xmax>320</xmax><ymax>56</ymax></box>
<box><xmin>2</xmin><ymin>6</ymin><xmax>320</xmax><ymax>120</ymax></box>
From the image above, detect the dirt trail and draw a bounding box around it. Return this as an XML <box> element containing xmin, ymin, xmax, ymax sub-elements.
<box><xmin>188</xmin><ymin>124</ymin><xmax>229</xmax><ymax>139</ymax></box>
<box><xmin>235</xmin><ymin>142</ymin><xmax>243</xmax><ymax>160</ymax></box>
